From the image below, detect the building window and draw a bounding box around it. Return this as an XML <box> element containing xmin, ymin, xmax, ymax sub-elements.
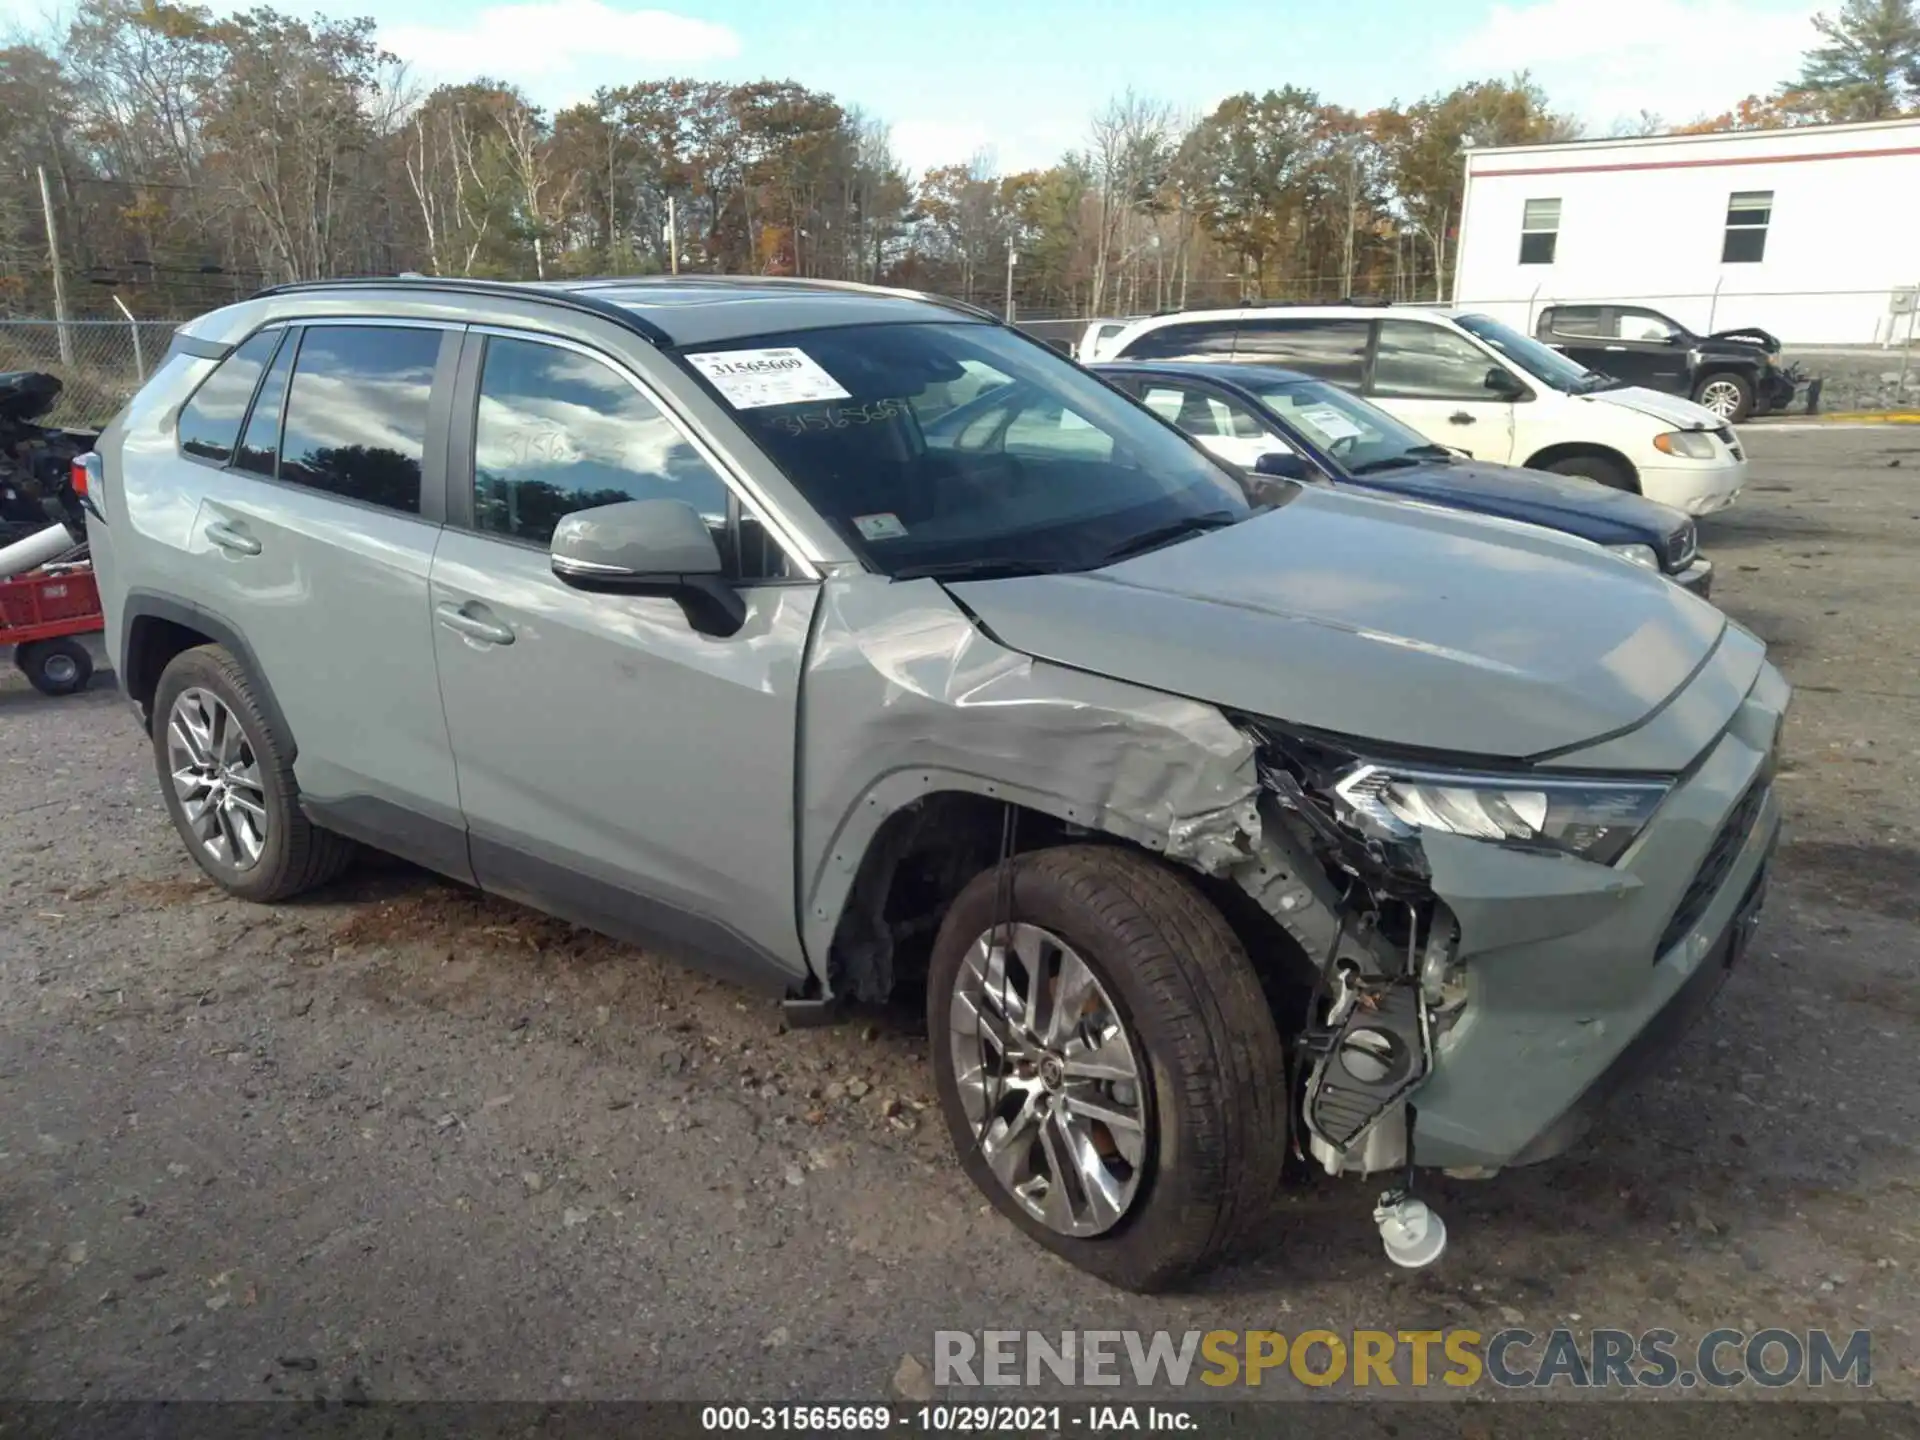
<box><xmin>1720</xmin><ymin>192</ymin><xmax>1774</xmax><ymax>264</ymax></box>
<box><xmin>1722</xmin><ymin>190</ymin><xmax>1771</xmax><ymax>263</ymax></box>
<box><xmin>1518</xmin><ymin>198</ymin><xmax>1560</xmax><ymax>264</ymax></box>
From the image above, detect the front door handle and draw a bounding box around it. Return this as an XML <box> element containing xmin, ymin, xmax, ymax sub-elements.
<box><xmin>1604</xmin><ymin>345</ymin><xmax>1628</xmax><ymax>352</ymax></box>
<box><xmin>204</xmin><ymin>519</ymin><xmax>261</xmax><ymax>556</ymax></box>
<box><xmin>435</xmin><ymin>602</ymin><xmax>515</xmax><ymax>646</ymax></box>
<box><xmin>1448</xmin><ymin>411</ymin><xmax>1476</xmax><ymax>425</ymax></box>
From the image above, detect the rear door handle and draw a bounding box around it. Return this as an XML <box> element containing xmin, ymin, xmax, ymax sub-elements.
<box><xmin>435</xmin><ymin>602</ymin><xmax>515</xmax><ymax>646</ymax></box>
<box><xmin>1448</xmin><ymin>412</ymin><xmax>1476</xmax><ymax>425</ymax></box>
<box><xmin>204</xmin><ymin>519</ymin><xmax>261</xmax><ymax>556</ymax></box>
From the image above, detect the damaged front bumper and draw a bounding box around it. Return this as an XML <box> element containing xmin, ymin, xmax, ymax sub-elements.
<box><xmin>1249</xmin><ymin>655</ymin><xmax>1788</xmax><ymax>1179</ymax></box>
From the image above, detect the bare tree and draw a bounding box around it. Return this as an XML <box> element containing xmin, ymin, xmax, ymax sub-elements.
<box><xmin>1086</xmin><ymin>88</ymin><xmax>1172</xmax><ymax>315</ymax></box>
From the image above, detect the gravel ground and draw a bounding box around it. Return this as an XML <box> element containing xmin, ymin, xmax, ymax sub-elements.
<box><xmin>2</xmin><ymin>426</ymin><xmax>1917</xmax><ymax>1406</ymax></box>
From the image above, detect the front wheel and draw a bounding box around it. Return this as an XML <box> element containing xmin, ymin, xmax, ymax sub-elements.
<box><xmin>1693</xmin><ymin>372</ymin><xmax>1753</xmax><ymax>423</ymax></box>
<box><xmin>928</xmin><ymin>845</ymin><xmax>1290</xmax><ymax>1292</ymax></box>
<box><xmin>1544</xmin><ymin>453</ymin><xmax>1636</xmax><ymax>492</ymax></box>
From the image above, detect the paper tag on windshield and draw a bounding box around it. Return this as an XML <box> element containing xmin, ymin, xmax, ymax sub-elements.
<box><xmin>854</xmin><ymin>512</ymin><xmax>907</xmax><ymax>540</ymax></box>
<box><xmin>686</xmin><ymin>347</ymin><xmax>850</xmax><ymax>409</ymax></box>
<box><xmin>1299</xmin><ymin>405</ymin><xmax>1363</xmax><ymax>441</ymax></box>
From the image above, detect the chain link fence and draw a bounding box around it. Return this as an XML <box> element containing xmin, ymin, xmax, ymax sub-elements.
<box><xmin>0</xmin><ymin>319</ymin><xmax>185</xmax><ymax>429</ymax></box>
<box><xmin>10</xmin><ymin>282</ymin><xmax>1920</xmax><ymax>429</ymax></box>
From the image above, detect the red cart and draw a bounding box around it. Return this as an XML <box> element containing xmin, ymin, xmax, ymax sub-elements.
<box><xmin>1</xmin><ymin>560</ymin><xmax>101</xmax><ymax>695</ymax></box>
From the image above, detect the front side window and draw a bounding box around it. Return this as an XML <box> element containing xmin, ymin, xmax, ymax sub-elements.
<box><xmin>1231</xmin><ymin>319</ymin><xmax>1371</xmax><ymax>387</ymax></box>
<box><xmin>1616</xmin><ymin>308</ymin><xmax>1683</xmax><ymax>343</ymax></box>
<box><xmin>1520</xmin><ymin>198</ymin><xmax>1561</xmax><ymax>265</ymax></box>
<box><xmin>1116</xmin><ymin>320</ymin><xmax>1239</xmax><ymax>361</ymax></box>
<box><xmin>1247</xmin><ymin>376</ymin><xmax>1447</xmax><ymax>474</ymax></box>
<box><xmin>683</xmin><ymin>322</ymin><xmax>1257</xmax><ymax>578</ymax></box>
<box><xmin>277</xmin><ymin>326</ymin><xmax>442</xmax><ymax>515</ymax></box>
<box><xmin>1723</xmin><ymin>190</ymin><xmax>1771</xmax><ymax>263</ymax></box>
<box><xmin>1371</xmin><ymin>320</ymin><xmax>1503</xmax><ymax>401</ymax></box>
<box><xmin>1455</xmin><ymin>313</ymin><xmax>1596</xmax><ymax>394</ymax></box>
<box><xmin>1138</xmin><ymin>381</ymin><xmax>1287</xmax><ymax>469</ymax></box>
<box><xmin>471</xmin><ymin>336</ymin><xmax>731</xmax><ymax>549</ymax></box>
<box><xmin>177</xmin><ymin>329</ymin><xmax>280</xmax><ymax>464</ymax></box>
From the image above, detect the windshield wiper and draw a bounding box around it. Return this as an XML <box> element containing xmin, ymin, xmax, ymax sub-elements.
<box><xmin>890</xmin><ymin>557</ymin><xmax>1069</xmax><ymax>582</ymax></box>
<box><xmin>1094</xmin><ymin>510</ymin><xmax>1242</xmax><ymax>565</ymax></box>
<box><xmin>1348</xmin><ymin>445</ymin><xmax>1453</xmax><ymax>474</ymax></box>
<box><xmin>1576</xmin><ymin>372</ymin><xmax>1626</xmax><ymax>393</ymax></box>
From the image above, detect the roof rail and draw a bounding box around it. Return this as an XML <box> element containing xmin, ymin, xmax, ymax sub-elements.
<box><xmin>248</xmin><ymin>275</ymin><xmax>678</xmax><ymax>347</ymax></box>
<box><xmin>1150</xmin><ymin>296</ymin><xmax>1399</xmax><ymax>316</ymax></box>
<box><xmin>592</xmin><ymin>272</ymin><xmax>1005</xmax><ymax>325</ymax></box>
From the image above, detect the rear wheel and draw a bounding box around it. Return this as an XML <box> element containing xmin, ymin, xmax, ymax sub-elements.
<box><xmin>152</xmin><ymin>644</ymin><xmax>354</xmax><ymax>902</ymax></box>
<box><xmin>1544</xmin><ymin>453</ymin><xmax>1636</xmax><ymax>492</ymax></box>
<box><xmin>928</xmin><ymin>844</ymin><xmax>1290</xmax><ymax>1292</ymax></box>
<box><xmin>15</xmin><ymin>637</ymin><xmax>93</xmax><ymax>696</ymax></box>
<box><xmin>1693</xmin><ymin>372</ymin><xmax>1753</xmax><ymax>423</ymax></box>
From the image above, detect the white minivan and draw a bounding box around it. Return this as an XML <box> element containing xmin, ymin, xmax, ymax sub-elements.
<box><xmin>1102</xmin><ymin>305</ymin><xmax>1747</xmax><ymax>515</ymax></box>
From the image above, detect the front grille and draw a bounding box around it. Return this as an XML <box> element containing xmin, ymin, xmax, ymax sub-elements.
<box><xmin>1665</xmin><ymin>522</ymin><xmax>1698</xmax><ymax>569</ymax></box>
<box><xmin>1714</xmin><ymin>425</ymin><xmax>1743</xmax><ymax>459</ymax></box>
<box><xmin>1654</xmin><ymin>780</ymin><xmax>1770</xmax><ymax>959</ymax></box>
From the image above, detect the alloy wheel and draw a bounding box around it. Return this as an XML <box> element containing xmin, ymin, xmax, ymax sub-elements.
<box><xmin>166</xmin><ymin>687</ymin><xmax>269</xmax><ymax>870</ymax></box>
<box><xmin>41</xmin><ymin>653</ymin><xmax>79</xmax><ymax>687</ymax></box>
<box><xmin>1699</xmin><ymin>379</ymin><xmax>1743</xmax><ymax>419</ymax></box>
<box><xmin>947</xmin><ymin>922</ymin><xmax>1148</xmax><ymax>1237</ymax></box>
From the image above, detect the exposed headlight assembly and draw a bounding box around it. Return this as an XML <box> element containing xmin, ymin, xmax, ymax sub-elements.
<box><xmin>1606</xmin><ymin>542</ymin><xmax>1661</xmax><ymax>568</ymax></box>
<box><xmin>1653</xmin><ymin>429</ymin><xmax>1717</xmax><ymax>459</ymax></box>
<box><xmin>1331</xmin><ymin>764</ymin><xmax>1672</xmax><ymax>865</ymax></box>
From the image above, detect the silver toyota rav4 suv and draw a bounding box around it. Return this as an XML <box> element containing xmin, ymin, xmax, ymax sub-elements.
<box><xmin>84</xmin><ymin>276</ymin><xmax>1785</xmax><ymax>1292</ymax></box>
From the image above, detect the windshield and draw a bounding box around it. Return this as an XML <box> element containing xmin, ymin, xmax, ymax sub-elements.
<box><xmin>1241</xmin><ymin>376</ymin><xmax>1445</xmax><ymax>473</ymax></box>
<box><xmin>1455</xmin><ymin>313</ymin><xmax>1597</xmax><ymax>393</ymax></box>
<box><xmin>681</xmin><ymin>322</ymin><xmax>1257</xmax><ymax>577</ymax></box>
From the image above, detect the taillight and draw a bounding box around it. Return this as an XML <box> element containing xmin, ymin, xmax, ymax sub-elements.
<box><xmin>70</xmin><ymin>455</ymin><xmax>90</xmax><ymax>498</ymax></box>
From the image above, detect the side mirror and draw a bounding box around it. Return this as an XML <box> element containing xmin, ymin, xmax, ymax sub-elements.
<box><xmin>1254</xmin><ymin>450</ymin><xmax>1314</xmax><ymax>481</ymax></box>
<box><xmin>550</xmin><ymin>497</ymin><xmax>745</xmax><ymax>637</ymax></box>
<box><xmin>1484</xmin><ymin>366</ymin><xmax>1525</xmax><ymax>398</ymax></box>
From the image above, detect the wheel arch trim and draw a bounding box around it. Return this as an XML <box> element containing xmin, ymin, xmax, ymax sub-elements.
<box><xmin>121</xmin><ymin>590</ymin><xmax>297</xmax><ymax>760</ymax></box>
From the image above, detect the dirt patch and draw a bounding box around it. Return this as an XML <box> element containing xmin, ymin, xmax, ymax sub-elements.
<box><xmin>1782</xmin><ymin>837</ymin><xmax>1920</xmax><ymax>923</ymax></box>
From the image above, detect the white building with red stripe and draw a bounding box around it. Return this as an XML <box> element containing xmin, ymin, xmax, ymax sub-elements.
<box><xmin>1451</xmin><ymin>118</ymin><xmax>1920</xmax><ymax>345</ymax></box>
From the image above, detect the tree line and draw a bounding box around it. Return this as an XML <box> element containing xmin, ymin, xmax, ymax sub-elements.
<box><xmin>1</xmin><ymin>0</ymin><xmax>1912</xmax><ymax>323</ymax></box>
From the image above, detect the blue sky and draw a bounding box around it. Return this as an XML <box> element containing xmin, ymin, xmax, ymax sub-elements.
<box><xmin>5</xmin><ymin>0</ymin><xmax>1828</xmax><ymax>173</ymax></box>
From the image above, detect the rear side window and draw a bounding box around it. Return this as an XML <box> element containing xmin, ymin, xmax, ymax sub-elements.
<box><xmin>278</xmin><ymin>326</ymin><xmax>442</xmax><ymax>515</ymax></box>
<box><xmin>1117</xmin><ymin>321</ymin><xmax>1238</xmax><ymax>360</ymax></box>
<box><xmin>234</xmin><ymin>332</ymin><xmax>295</xmax><ymax>477</ymax></box>
<box><xmin>1231</xmin><ymin>319</ymin><xmax>1371</xmax><ymax>387</ymax></box>
<box><xmin>1544</xmin><ymin>306</ymin><xmax>1605</xmax><ymax>338</ymax></box>
<box><xmin>177</xmin><ymin>329</ymin><xmax>280</xmax><ymax>463</ymax></box>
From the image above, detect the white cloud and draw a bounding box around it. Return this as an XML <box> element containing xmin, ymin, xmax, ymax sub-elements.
<box><xmin>382</xmin><ymin>1</ymin><xmax>738</xmax><ymax>90</ymax></box>
<box><xmin>889</xmin><ymin>120</ymin><xmax>998</xmax><ymax>176</ymax></box>
<box><xmin>1445</xmin><ymin>0</ymin><xmax>1817</xmax><ymax>129</ymax></box>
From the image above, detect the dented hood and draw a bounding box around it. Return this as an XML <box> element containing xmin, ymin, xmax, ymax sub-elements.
<box><xmin>947</xmin><ymin>486</ymin><xmax>1728</xmax><ymax>760</ymax></box>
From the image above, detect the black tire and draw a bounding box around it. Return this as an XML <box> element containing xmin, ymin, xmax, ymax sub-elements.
<box><xmin>16</xmin><ymin>637</ymin><xmax>93</xmax><ymax>696</ymax></box>
<box><xmin>151</xmin><ymin>644</ymin><xmax>354</xmax><ymax>902</ymax></box>
<box><xmin>1544</xmin><ymin>452</ymin><xmax>1636</xmax><ymax>492</ymax></box>
<box><xmin>927</xmin><ymin>844</ymin><xmax>1290</xmax><ymax>1292</ymax></box>
<box><xmin>1692</xmin><ymin>371</ymin><xmax>1753</xmax><ymax>424</ymax></box>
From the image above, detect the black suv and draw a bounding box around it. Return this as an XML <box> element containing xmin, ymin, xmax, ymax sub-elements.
<box><xmin>1534</xmin><ymin>304</ymin><xmax>1802</xmax><ymax>422</ymax></box>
